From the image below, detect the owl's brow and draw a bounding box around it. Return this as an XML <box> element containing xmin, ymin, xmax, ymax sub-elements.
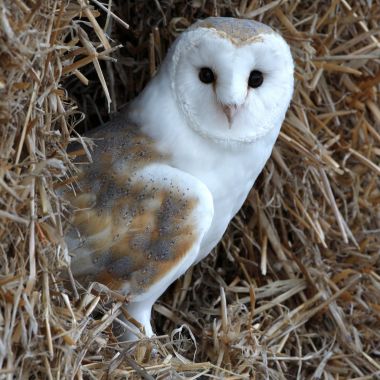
<box><xmin>190</xmin><ymin>18</ymin><xmax>274</xmax><ymax>46</ymax></box>
<box><xmin>208</xmin><ymin>29</ymin><xmax>265</xmax><ymax>46</ymax></box>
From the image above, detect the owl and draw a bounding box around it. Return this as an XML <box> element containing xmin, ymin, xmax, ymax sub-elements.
<box><xmin>64</xmin><ymin>17</ymin><xmax>294</xmax><ymax>339</ymax></box>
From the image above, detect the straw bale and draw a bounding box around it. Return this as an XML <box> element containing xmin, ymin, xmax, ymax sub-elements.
<box><xmin>1</xmin><ymin>0</ymin><xmax>379</xmax><ymax>379</ymax></box>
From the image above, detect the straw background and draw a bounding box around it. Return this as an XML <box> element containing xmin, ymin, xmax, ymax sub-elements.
<box><xmin>1</xmin><ymin>0</ymin><xmax>380</xmax><ymax>379</ymax></box>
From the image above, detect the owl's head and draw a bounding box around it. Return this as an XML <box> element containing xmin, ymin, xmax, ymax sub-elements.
<box><xmin>164</xmin><ymin>17</ymin><xmax>294</xmax><ymax>145</ymax></box>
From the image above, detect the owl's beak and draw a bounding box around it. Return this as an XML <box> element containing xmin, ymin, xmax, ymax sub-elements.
<box><xmin>222</xmin><ymin>104</ymin><xmax>239</xmax><ymax>126</ymax></box>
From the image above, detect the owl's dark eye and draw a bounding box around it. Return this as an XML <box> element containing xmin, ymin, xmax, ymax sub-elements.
<box><xmin>199</xmin><ymin>67</ymin><xmax>215</xmax><ymax>84</ymax></box>
<box><xmin>248</xmin><ymin>70</ymin><xmax>264</xmax><ymax>88</ymax></box>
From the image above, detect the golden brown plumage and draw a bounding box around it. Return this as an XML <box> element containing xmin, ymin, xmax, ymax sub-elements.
<box><xmin>64</xmin><ymin>115</ymin><xmax>203</xmax><ymax>296</ymax></box>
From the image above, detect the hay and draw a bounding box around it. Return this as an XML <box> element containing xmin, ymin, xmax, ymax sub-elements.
<box><xmin>1</xmin><ymin>0</ymin><xmax>380</xmax><ymax>379</ymax></box>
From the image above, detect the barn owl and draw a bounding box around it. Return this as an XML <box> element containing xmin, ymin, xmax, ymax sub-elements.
<box><xmin>64</xmin><ymin>17</ymin><xmax>294</xmax><ymax>339</ymax></box>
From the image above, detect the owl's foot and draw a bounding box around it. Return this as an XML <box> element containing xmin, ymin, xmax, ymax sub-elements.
<box><xmin>116</xmin><ymin>301</ymin><xmax>154</xmax><ymax>342</ymax></box>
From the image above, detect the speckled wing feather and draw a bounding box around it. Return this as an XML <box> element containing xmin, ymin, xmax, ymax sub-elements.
<box><xmin>64</xmin><ymin>116</ymin><xmax>213</xmax><ymax>300</ymax></box>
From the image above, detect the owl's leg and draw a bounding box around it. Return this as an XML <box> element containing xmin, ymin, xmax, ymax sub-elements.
<box><xmin>118</xmin><ymin>301</ymin><xmax>154</xmax><ymax>341</ymax></box>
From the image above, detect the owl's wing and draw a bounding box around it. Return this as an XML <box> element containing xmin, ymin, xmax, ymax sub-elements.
<box><xmin>64</xmin><ymin>132</ymin><xmax>214</xmax><ymax>301</ymax></box>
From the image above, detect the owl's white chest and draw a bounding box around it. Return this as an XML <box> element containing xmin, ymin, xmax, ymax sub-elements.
<box><xmin>154</xmin><ymin>125</ymin><xmax>278</xmax><ymax>263</ymax></box>
<box><xmin>196</xmin><ymin>160</ymin><xmax>254</xmax><ymax>260</ymax></box>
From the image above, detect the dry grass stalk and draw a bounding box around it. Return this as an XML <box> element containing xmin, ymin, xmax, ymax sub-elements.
<box><xmin>1</xmin><ymin>0</ymin><xmax>380</xmax><ymax>379</ymax></box>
